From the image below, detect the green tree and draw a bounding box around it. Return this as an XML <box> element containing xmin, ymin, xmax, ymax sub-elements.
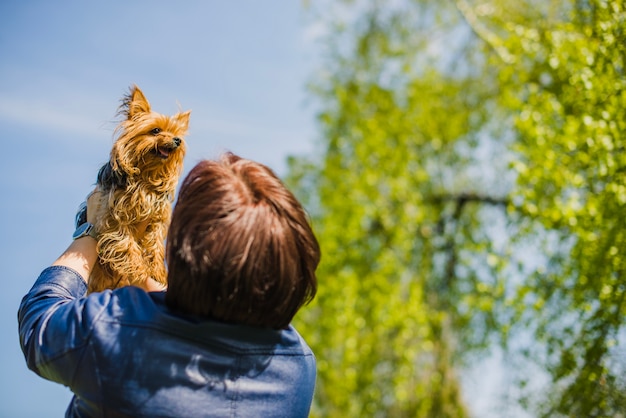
<box><xmin>289</xmin><ymin>0</ymin><xmax>626</xmax><ymax>416</ymax></box>
<box><xmin>493</xmin><ymin>0</ymin><xmax>626</xmax><ymax>415</ymax></box>
<box><xmin>290</xmin><ymin>1</ymin><xmax>508</xmax><ymax>416</ymax></box>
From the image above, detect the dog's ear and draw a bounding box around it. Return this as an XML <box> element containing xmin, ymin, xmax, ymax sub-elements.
<box><xmin>126</xmin><ymin>85</ymin><xmax>152</xmax><ymax>119</ymax></box>
<box><xmin>175</xmin><ymin>110</ymin><xmax>191</xmax><ymax>132</ymax></box>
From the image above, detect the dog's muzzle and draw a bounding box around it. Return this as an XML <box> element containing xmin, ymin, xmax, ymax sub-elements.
<box><xmin>157</xmin><ymin>138</ymin><xmax>182</xmax><ymax>159</ymax></box>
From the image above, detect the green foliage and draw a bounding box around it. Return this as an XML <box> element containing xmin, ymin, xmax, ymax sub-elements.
<box><xmin>289</xmin><ymin>0</ymin><xmax>626</xmax><ymax>416</ymax></box>
<box><xmin>290</xmin><ymin>2</ymin><xmax>510</xmax><ymax>416</ymax></box>
<box><xmin>495</xmin><ymin>0</ymin><xmax>626</xmax><ymax>415</ymax></box>
<box><xmin>293</xmin><ymin>76</ymin><xmax>481</xmax><ymax>417</ymax></box>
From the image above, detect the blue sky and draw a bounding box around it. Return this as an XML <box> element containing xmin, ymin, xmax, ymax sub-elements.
<box><xmin>0</xmin><ymin>2</ymin><xmax>320</xmax><ymax>416</ymax></box>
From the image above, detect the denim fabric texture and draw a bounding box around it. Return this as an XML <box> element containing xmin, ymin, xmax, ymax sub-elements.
<box><xmin>18</xmin><ymin>266</ymin><xmax>316</xmax><ymax>418</ymax></box>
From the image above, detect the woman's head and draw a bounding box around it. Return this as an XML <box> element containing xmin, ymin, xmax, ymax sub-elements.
<box><xmin>165</xmin><ymin>152</ymin><xmax>320</xmax><ymax>329</ymax></box>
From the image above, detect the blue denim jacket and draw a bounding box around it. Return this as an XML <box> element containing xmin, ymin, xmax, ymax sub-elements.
<box><xmin>18</xmin><ymin>266</ymin><xmax>316</xmax><ymax>417</ymax></box>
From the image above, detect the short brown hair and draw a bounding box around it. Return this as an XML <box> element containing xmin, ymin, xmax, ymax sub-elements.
<box><xmin>165</xmin><ymin>153</ymin><xmax>320</xmax><ymax>329</ymax></box>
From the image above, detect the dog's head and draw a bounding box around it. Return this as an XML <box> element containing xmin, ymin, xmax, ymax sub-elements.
<box><xmin>105</xmin><ymin>85</ymin><xmax>190</xmax><ymax>192</ymax></box>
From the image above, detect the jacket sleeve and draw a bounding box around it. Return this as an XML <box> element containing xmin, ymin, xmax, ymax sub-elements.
<box><xmin>17</xmin><ymin>266</ymin><xmax>106</xmax><ymax>386</ymax></box>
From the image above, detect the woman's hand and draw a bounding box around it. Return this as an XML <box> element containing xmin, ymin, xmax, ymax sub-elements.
<box><xmin>86</xmin><ymin>188</ymin><xmax>105</xmax><ymax>226</ymax></box>
<box><xmin>51</xmin><ymin>189</ymin><xmax>101</xmax><ymax>282</ymax></box>
<box><xmin>144</xmin><ymin>278</ymin><xmax>167</xmax><ymax>292</ymax></box>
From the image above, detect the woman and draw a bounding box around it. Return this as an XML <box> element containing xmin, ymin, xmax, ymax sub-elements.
<box><xmin>18</xmin><ymin>152</ymin><xmax>320</xmax><ymax>417</ymax></box>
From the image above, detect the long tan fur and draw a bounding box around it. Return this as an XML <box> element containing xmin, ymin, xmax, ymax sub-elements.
<box><xmin>89</xmin><ymin>85</ymin><xmax>190</xmax><ymax>293</ymax></box>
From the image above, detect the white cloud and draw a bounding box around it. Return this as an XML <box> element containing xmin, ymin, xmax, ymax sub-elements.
<box><xmin>0</xmin><ymin>96</ymin><xmax>113</xmax><ymax>140</ymax></box>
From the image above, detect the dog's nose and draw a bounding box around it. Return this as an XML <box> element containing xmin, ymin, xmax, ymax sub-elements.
<box><xmin>173</xmin><ymin>137</ymin><xmax>182</xmax><ymax>147</ymax></box>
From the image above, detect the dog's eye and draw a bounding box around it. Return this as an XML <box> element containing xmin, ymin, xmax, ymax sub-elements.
<box><xmin>150</xmin><ymin>128</ymin><xmax>162</xmax><ymax>135</ymax></box>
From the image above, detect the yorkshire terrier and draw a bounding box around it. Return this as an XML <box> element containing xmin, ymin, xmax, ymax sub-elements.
<box><xmin>87</xmin><ymin>85</ymin><xmax>190</xmax><ymax>293</ymax></box>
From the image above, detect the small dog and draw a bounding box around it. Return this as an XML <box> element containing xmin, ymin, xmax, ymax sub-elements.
<box><xmin>88</xmin><ymin>85</ymin><xmax>190</xmax><ymax>293</ymax></box>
